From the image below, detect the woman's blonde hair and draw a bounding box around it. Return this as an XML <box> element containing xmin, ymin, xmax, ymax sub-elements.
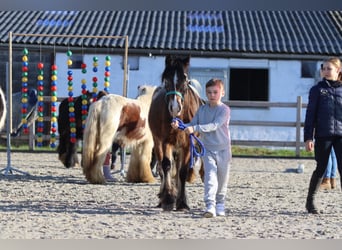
<box><xmin>323</xmin><ymin>57</ymin><xmax>342</xmax><ymax>81</ymax></box>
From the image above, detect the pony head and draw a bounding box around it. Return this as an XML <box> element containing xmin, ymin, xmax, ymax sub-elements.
<box><xmin>162</xmin><ymin>55</ymin><xmax>190</xmax><ymax>118</ymax></box>
<box><xmin>136</xmin><ymin>85</ymin><xmax>157</xmax><ymax>100</ymax></box>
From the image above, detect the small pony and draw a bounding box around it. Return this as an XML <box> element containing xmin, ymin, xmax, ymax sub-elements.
<box><xmin>0</xmin><ymin>86</ymin><xmax>6</xmax><ymax>131</ymax></box>
<box><xmin>57</xmin><ymin>90</ymin><xmax>94</xmax><ymax>168</ymax></box>
<box><xmin>57</xmin><ymin>90</ymin><xmax>120</xmax><ymax>168</ymax></box>
<box><xmin>81</xmin><ymin>85</ymin><xmax>157</xmax><ymax>184</ymax></box>
<box><xmin>148</xmin><ymin>55</ymin><xmax>204</xmax><ymax>211</ymax></box>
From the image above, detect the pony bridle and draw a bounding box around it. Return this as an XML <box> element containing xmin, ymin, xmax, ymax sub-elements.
<box><xmin>165</xmin><ymin>74</ymin><xmax>189</xmax><ymax>118</ymax></box>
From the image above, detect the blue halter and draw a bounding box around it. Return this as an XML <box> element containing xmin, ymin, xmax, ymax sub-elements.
<box><xmin>172</xmin><ymin>117</ymin><xmax>206</xmax><ymax>168</ymax></box>
<box><xmin>165</xmin><ymin>90</ymin><xmax>183</xmax><ymax>100</ymax></box>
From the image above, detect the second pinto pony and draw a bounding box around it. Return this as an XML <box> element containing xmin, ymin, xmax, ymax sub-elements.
<box><xmin>81</xmin><ymin>85</ymin><xmax>156</xmax><ymax>184</ymax></box>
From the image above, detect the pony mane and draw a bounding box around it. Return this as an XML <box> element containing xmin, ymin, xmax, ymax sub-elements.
<box><xmin>162</xmin><ymin>55</ymin><xmax>190</xmax><ymax>88</ymax></box>
<box><xmin>188</xmin><ymin>78</ymin><xmax>202</xmax><ymax>98</ymax></box>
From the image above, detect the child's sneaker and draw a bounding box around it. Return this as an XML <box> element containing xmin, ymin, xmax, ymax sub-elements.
<box><xmin>216</xmin><ymin>204</ymin><xmax>225</xmax><ymax>216</ymax></box>
<box><xmin>203</xmin><ymin>206</ymin><xmax>216</xmax><ymax>218</ymax></box>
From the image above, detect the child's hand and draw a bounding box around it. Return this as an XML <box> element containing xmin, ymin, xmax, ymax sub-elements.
<box><xmin>184</xmin><ymin>126</ymin><xmax>194</xmax><ymax>134</ymax></box>
<box><xmin>171</xmin><ymin>120</ymin><xmax>179</xmax><ymax>129</ymax></box>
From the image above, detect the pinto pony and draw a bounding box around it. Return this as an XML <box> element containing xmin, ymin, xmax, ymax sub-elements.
<box><xmin>0</xmin><ymin>86</ymin><xmax>6</xmax><ymax>131</ymax></box>
<box><xmin>148</xmin><ymin>55</ymin><xmax>204</xmax><ymax>211</ymax></box>
<box><xmin>81</xmin><ymin>85</ymin><xmax>156</xmax><ymax>184</ymax></box>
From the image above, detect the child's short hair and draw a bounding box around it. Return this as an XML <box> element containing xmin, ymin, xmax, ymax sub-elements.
<box><xmin>206</xmin><ymin>78</ymin><xmax>224</xmax><ymax>90</ymax></box>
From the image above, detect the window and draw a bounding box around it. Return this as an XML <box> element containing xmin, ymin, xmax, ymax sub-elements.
<box><xmin>301</xmin><ymin>61</ymin><xmax>317</xmax><ymax>78</ymax></box>
<box><xmin>229</xmin><ymin>68</ymin><xmax>269</xmax><ymax>101</ymax></box>
<box><xmin>122</xmin><ymin>56</ymin><xmax>139</xmax><ymax>70</ymax></box>
<box><xmin>68</xmin><ymin>54</ymin><xmax>83</xmax><ymax>69</ymax></box>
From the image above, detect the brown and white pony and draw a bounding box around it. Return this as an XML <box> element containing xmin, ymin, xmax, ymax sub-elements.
<box><xmin>0</xmin><ymin>86</ymin><xmax>6</xmax><ymax>131</ymax></box>
<box><xmin>148</xmin><ymin>55</ymin><xmax>204</xmax><ymax>211</ymax></box>
<box><xmin>81</xmin><ymin>85</ymin><xmax>156</xmax><ymax>184</ymax></box>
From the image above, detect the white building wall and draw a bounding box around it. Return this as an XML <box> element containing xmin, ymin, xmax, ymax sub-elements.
<box><xmin>55</xmin><ymin>53</ymin><xmax>318</xmax><ymax>144</ymax></box>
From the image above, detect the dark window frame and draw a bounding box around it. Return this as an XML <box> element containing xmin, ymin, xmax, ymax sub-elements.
<box><xmin>301</xmin><ymin>61</ymin><xmax>317</xmax><ymax>78</ymax></box>
<box><xmin>68</xmin><ymin>54</ymin><xmax>84</xmax><ymax>69</ymax></box>
<box><xmin>229</xmin><ymin>68</ymin><xmax>269</xmax><ymax>102</ymax></box>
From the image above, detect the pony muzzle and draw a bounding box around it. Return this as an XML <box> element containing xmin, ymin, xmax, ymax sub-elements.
<box><xmin>168</xmin><ymin>96</ymin><xmax>182</xmax><ymax>117</ymax></box>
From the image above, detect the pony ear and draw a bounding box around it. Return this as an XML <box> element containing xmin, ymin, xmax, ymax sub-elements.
<box><xmin>182</xmin><ymin>55</ymin><xmax>190</xmax><ymax>65</ymax></box>
<box><xmin>165</xmin><ymin>55</ymin><xmax>173</xmax><ymax>66</ymax></box>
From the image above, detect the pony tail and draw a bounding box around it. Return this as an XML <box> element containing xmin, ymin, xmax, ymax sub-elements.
<box><xmin>81</xmin><ymin>101</ymin><xmax>106</xmax><ymax>184</ymax></box>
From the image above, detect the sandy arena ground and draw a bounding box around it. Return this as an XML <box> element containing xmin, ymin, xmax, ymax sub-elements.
<box><xmin>0</xmin><ymin>151</ymin><xmax>341</xmax><ymax>239</ymax></box>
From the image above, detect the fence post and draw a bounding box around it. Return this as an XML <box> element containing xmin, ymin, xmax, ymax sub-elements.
<box><xmin>29</xmin><ymin>122</ymin><xmax>35</xmax><ymax>151</ymax></box>
<box><xmin>295</xmin><ymin>96</ymin><xmax>302</xmax><ymax>157</ymax></box>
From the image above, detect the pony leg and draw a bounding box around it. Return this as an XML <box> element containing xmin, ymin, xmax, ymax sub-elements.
<box><xmin>175</xmin><ymin>150</ymin><xmax>191</xmax><ymax>211</ymax></box>
<box><xmin>158</xmin><ymin>143</ymin><xmax>178</xmax><ymax>211</ymax></box>
<box><xmin>159</xmin><ymin>156</ymin><xmax>177</xmax><ymax>211</ymax></box>
<box><xmin>150</xmin><ymin>148</ymin><xmax>158</xmax><ymax>177</ymax></box>
<box><xmin>65</xmin><ymin>141</ymin><xmax>79</xmax><ymax>168</ymax></box>
<box><xmin>111</xmin><ymin>143</ymin><xmax>120</xmax><ymax>169</ymax></box>
<box><xmin>138</xmin><ymin>141</ymin><xmax>156</xmax><ymax>183</ymax></box>
<box><xmin>57</xmin><ymin>132</ymin><xmax>69</xmax><ymax>168</ymax></box>
<box><xmin>126</xmin><ymin>140</ymin><xmax>155</xmax><ymax>183</ymax></box>
<box><xmin>120</xmin><ymin>147</ymin><xmax>126</xmax><ymax>177</ymax></box>
<box><xmin>199</xmin><ymin>159</ymin><xmax>204</xmax><ymax>183</ymax></box>
<box><xmin>186</xmin><ymin>167</ymin><xmax>196</xmax><ymax>183</ymax></box>
<box><xmin>176</xmin><ymin>164</ymin><xmax>190</xmax><ymax>211</ymax></box>
<box><xmin>152</xmin><ymin>141</ymin><xmax>164</xmax><ymax>207</ymax></box>
<box><xmin>126</xmin><ymin>148</ymin><xmax>140</xmax><ymax>182</ymax></box>
<box><xmin>83</xmin><ymin>150</ymin><xmax>107</xmax><ymax>184</ymax></box>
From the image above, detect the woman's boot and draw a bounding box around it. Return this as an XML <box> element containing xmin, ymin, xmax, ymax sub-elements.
<box><xmin>320</xmin><ymin>178</ymin><xmax>331</xmax><ymax>190</ymax></box>
<box><xmin>305</xmin><ymin>172</ymin><xmax>323</xmax><ymax>214</ymax></box>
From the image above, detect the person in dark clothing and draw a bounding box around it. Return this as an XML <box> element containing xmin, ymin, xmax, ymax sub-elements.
<box><xmin>317</xmin><ymin>63</ymin><xmax>338</xmax><ymax>190</ymax></box>
<box><xmin>304</xmin><ymin>57</ymin><xmax>342</xmax><ymax>214</ymax></box>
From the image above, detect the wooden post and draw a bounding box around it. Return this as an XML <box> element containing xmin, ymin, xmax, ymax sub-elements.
<box><xmin>295</xmin><ymin>96</ymin><xmax>302</xmax><ymax>157</ymax></box>
<box><xmin>123</xmin><ymin>35</ymin><xmax>129</xmax><ymax>97</ymax></box>
<box><xmin>29</xmin><ymin>122</ymin><xmax>35</xmax><ymax>151</ymax></box>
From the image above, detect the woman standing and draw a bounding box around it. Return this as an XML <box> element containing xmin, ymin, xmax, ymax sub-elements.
<box><xmin>304</xmin><ymin>57</ymin><xmax>342</xmax><ymax>214</ymax></box>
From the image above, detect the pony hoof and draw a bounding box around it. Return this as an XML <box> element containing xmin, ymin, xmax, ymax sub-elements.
<box><xmin>176</xmin><ymin>205</ymin><xmax>190</xmax><ymax>211</ymax></box>
<box><xmin>176</xmin><ymin>208</ymin><xmax>190</xmax><ymax>212</ymax></box>
<box><xmin>161</xmin><ymin>204</ymin><xmax>174</xmax><ymax>211</ymax></box>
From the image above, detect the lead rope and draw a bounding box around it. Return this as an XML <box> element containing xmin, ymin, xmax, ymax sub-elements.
<box><xmin>172</xmin><ymin>117</ymin><xmax>206</xmax><ymax>168</ymax></box>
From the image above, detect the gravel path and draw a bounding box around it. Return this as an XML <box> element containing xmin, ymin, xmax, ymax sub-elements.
<box><xmin>0</xmin><ymin>151</ymin><xmax>341</xmax><ymax>239</ymax></box>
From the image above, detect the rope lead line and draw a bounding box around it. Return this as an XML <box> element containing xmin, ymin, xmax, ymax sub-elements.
<box><xmin>172</xmin><ymin>117</ymin><xmax>206</xmax><ymax>168</ymax></box>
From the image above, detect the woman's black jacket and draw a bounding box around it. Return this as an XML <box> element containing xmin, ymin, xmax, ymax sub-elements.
<box><xmin>304</xmin><ymin>79</ymin><xmax>342</xmax><ymax>142</ymax></box>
